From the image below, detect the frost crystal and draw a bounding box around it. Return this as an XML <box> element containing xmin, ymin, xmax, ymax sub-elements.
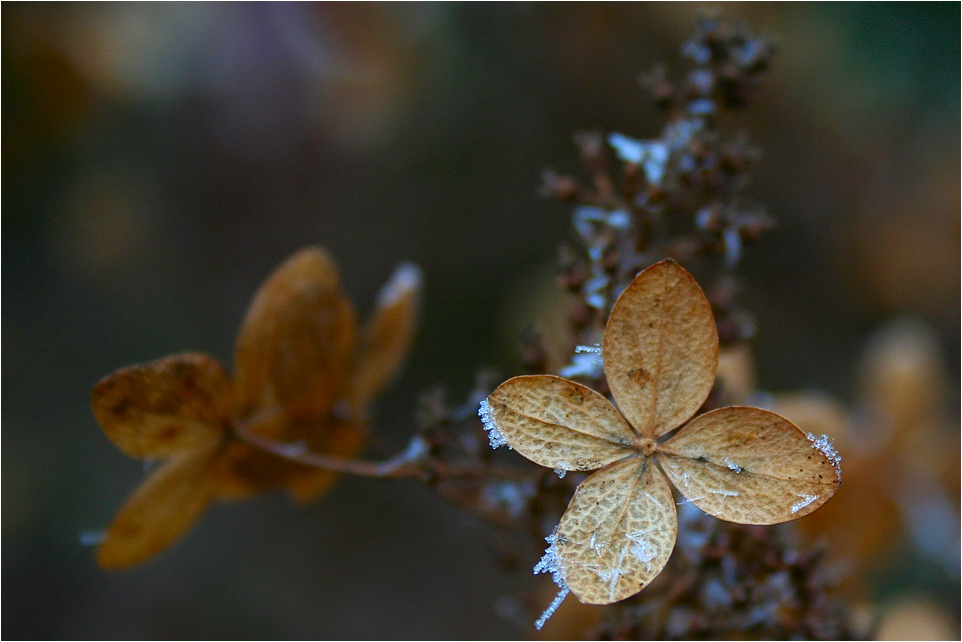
<box><xmin>608</xmin><ymin>132</ymin><xmax>670</xmax><ymax>185</ymax></box>
<box><xmin>554</xmin><ymin>468</ymin><xmax>567</xmax><ymax>479</ymax></box>
<box><xmin>627</xmin><ymin>529</ymin><xmax>656</xmax><ymax>571</ymax></box>
<box><xmin>709</xmin><ymin>488</ymin><xmax>739</xmax><ymax>498</ymax></box>
<box><xmin>533</xmin><ymin>528</ymin><xmax>570</xmax><ymax>630</ymax></box>
<box><xmin>482</xmin><ymin>480</ymin><xmax>533</xmax><ymax>518</ymax></box>
<box><xmin>376</xmin><ymin>263</ymin><xmax>423</xmax><ymax>307</ymax></box>
<box><xmin>806</xmin><ymin>432</ymin><xmax>842</xmax><ymax>479</ymax></box>
<box><xmin>559</xmin><ymin>344</ymin><xmax>604</xmax><ymax>379</ymax></box>
<box><xmin>790</xmin><ymin>494</ymin><xmax>819</xmax><ymax>514</ymax></box>
<box><xmin>478</xmin><ymin>399</ymin><xmax>509</xmax><ymax>449</ymax></box>
<box><xmin>724</xmin><ymin>458</ymin><xmax>743</xmax><ymax>473</ymax></box>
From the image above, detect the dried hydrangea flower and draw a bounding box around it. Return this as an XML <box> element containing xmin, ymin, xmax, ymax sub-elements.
<box><xmin>91</xmin><ymin>247</ymin><xmax>420</xmax><ymax>569</ymax></box>
<box><xmin>479</xmin><ymin>260</ymin><xmax>840</xmax><ymax>625</ymax></box>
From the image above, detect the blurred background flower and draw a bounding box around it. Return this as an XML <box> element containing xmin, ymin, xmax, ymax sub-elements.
<box><xmin>3</xmin><ymin>3</ymin><xmax>958</xmax><ymax>638</ymax></box>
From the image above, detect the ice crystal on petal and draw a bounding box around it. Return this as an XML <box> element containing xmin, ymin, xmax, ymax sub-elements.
<box><xmin>376</xmin><ymin>263</ymin><xmax>423</xmax><ymax>307</ymax></box>
<box><xmin>806</xmin><ymin>432</ymin><xmax>841</xmax><ymax>478</ymax></box>
<box><xmin>724</xmin><ymin>458</ymin><xmax>743</xmax><ymax>473</ymax></box>
<box><xmin>790</xmin><ymin>494</ymin><xmax>819</xmax><ymax>514</ymax></box>
<box><xmin>533</xmin><ymin>528</ymin><xmax>570</xmax><ymax>630</ymax></box>
<box><xmin>709</xmin><ymin>488</ymin><xmax>739</xmax><ymax>498</ymax></box>
<box><xmin>627</xmin><ymin>529</ymin><xmax>656</xmax><ymax>571</ymax></box>
<box><xmin>478</xmin><ymin>399</ymin><xmax>509</xmax><ymax>449</ymax></box>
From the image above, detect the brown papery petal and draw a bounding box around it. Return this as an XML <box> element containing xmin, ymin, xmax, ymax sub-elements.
<box><xmin>658</xmin><ymin>406</ymin><xmax>841</xmax><ymax>525</ymax></box>
<box><xmin>91</xmin><ymin>353</ymin><xmax>231</xmax><ymax>459</ymax></box>
<box><xmin>555</xmin><ymin>457</ymin><xmax>676</xmax><ymax>604</ymax></box>
<box><xmin>603</xmin><ymin>260</ymin><xmax>717</xmax><ymax>439</ymax></box>
<box><xmin>350</xmin><ymin>263</ymin><xmax>422</xmax><ymax>406</ymax></box>
<box><xmin>485</xmin><ymin>375</ymin><xmax>636</xmax><ymax>471</ymax></box>
<box><xmin>97</xmin><ymin>450</ymin><xmax>217</xmax><ymax>570</ymax></box>
<box><xmin>233</xmin><ymin>247</ymin><xmax>357</xmax><ymax>420</ymax></box>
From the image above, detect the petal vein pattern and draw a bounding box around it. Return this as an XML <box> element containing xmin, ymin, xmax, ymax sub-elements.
<box><xmin>554</xmin><ymin>457</ymin><xmax>677</xmax><ymax>604</ymax></box>
<box><xmin>658</xmin><ymin>407</ymin><xmax>841</xmax><ymax>524</ymax></box>
<box><xmin>485</xmin><ymin>376</ymin><xmax>635</xmax><ymax>471</ymax></box>
<box><xmin>603</xmin><ymin>261</ymin><xmax>717</xmax><ymax>438</ymax></box>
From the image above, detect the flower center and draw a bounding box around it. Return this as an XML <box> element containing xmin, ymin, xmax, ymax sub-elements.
<box><xmin>635</xmin><ymin>437</ymin><xmax>658</xmax><ymax>456</ymax></box>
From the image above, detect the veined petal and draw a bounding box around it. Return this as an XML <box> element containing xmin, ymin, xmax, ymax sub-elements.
<box><xmin>658</xmin><ymin>406</ymin><xmax>841</xmax><ymax>524</ymax></box>
<box><xmin>91</xmin><ymin>353</ymin><xmax>231</xmax><ymax>459</ymax></box>
<box><xmin>603</xmin><ymin>260</ymin><xmax>717</xmax><ymax>438</ymax></box>
<box><xmin>233</xmin><ymin>247</ymin><xmax>357</xmax><ymax>420</ymax></box>
<box><xmin>484</xmin><ymin>375</ymin><xmax>635</xmax><ymax>471</ymax></box>
<box><xmin>350</xmin><ymin>263</ymin><xmax>422</xmax><ymax>406</ymax></box>
<box><xmin>554</xmin><ymin>457</ymin><xmax>677</xmax><ymax>604</ymax></box>
<box><xmin>97</xmin><ymin>450</ymin><xmax>217</xmax><ymax>570</ymax></box>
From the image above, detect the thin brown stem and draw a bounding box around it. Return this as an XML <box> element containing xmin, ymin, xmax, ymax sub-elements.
<box><xmin>232</xmin><ymin>408</ymin><xmax>529</xmax><ymax>482</ymax></box>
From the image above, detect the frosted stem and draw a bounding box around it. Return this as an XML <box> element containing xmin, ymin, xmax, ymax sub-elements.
<box><xmin>534</xmin><ymin>587</ymin><xmax>569</xmax><ymax>631</ymax></box>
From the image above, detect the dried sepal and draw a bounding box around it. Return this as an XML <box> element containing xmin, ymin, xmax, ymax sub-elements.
<box><xmin>233</xmin><ymin>247</ymin><xmax>357</xmax><ymax>419</ymax></box>
<box><xmin>484</xmin><ymin>375</ymin><xmax>636</xmax><ymax>471</ymax></box>
<box><xmin>554</xmin><ymin>457</ymin><xmax>676</xmax><ymax>604</ymax></box>
<box><xmin>97</xmin><ymin>450</ymin><xmax>217</xmax><ymax>570</ymax></box>
<box><xmin>657</xmin><ymin>407</ymin><xmax>840</xmax><ymax>524</ymax></box>
<box><xmin>350</xmin><ymin>263</ymin><xmax>422</xmax><ymax>406</ymax></box>
<box><xmin>91</xmin><ymin>353</ymin><xmax>231</xmax><ymax>459</ymax></box>
<box><xmin>603</xmin><ymin>260</ymin><xmax>718</xmax><ymax>438</ymax></box>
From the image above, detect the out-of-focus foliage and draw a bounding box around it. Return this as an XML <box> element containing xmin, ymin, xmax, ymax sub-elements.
<box><xmin>90</xmin><ymin>247</ymin><xmax>419</xmax><ymax>568</ymax></box>
<box><xmin>3</xmin><ymin>3</ymin><xmax>958</xmax><ymax>638</ymax></box>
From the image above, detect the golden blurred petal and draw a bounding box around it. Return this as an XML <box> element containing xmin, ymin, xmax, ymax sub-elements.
<box><xmin>603</xmin><ymin>260</ymin><xmax>718</xmax><ymax>439</ymax></box>
<box><xmin>716</xmin><ymin>343</ymin><xmax>757</xmax><ymax>405</ymax></box>
<box><xmin>350</xmin><ymin>263</ymin><xmax>422</xmax><ymax>405</ymax></box>
<box><xmin>233</xmin><ymin>247</ymin><xmax>357</xmax><ymax>420</ymax></box>
<box><xmin>876</xmin><ymin>597</ymin><xmax>958</xmax><ymax>641</ymax></box>
<box><xmin>91</xmin><ymin>353</ymin><xmax>231</xmax><ymax>459</ymax></box>
<box><xmin>97</xmin><ymin>450</ymin><xmax>216</xmax><ymax>570</ymax></box>
<box><xmin>857</xmin><ymin>318</ymin><xmax>947</xmax><ymax>435</ymax></box>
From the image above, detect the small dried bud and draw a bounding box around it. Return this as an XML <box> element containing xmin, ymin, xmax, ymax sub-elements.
<box><xmin>541</xmin><ymin>170</ymin><xmax>581</xmax><ymax>202</ymax></box>
<box><xmin>574</xmin><ymin>131</ymin><xmax>608</xmax><ymax>174</ymax></box>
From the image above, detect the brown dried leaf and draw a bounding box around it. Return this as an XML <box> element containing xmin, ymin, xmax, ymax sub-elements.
<box><xmin>657</xmin><ymin>406</ymin><xmax>841</xmax><ymax>524</ymax></box>
<box><xmin>97</xmin><ymin>450</ymin><xmax>217</xmax><ymax>570</ymax></box>
<box><xmin>233</xmin><ymin>247</ymin><xmax>357</xmax><ymax>420</ymax></box>
<box><xmin>555</xmin><ymin>457</ymin><xmax>676</xmax><ymax>604</ymax></box>
<box><xmin>603</xmin><ymin>260</ymin><xmax>717</xmax><ymax>439</ymax></box>
<box><xmin>484</xmin><ymin>375</ymin><xmax>635</xmax><ymax>471</ymax></box>
<box><xmin>350</xmin><ymin>263</ymin><xmax>422</xmax><ymax>405</ymax></box>
<box><xmin>91</xmin><ymin>353</ymin><xmax>231</xmax><ymax>459</ymax></box>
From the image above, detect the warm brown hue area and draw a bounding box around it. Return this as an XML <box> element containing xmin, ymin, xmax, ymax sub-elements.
<box><xmin>485</xmin><ymin>260</ymin><xmax>840</xmax><ymax>604</ymax></box>
<box><xmin>603</xmin><ymin>259</ymin><xmax>718</xmax><ymax>439</ymax></box>
<box><xmin>556</xmin><ymin>457</ymin><xmax>676</xmax><ymax>604</ymax></box>
<box><xmin>91</xmin><ymin>247</ymin><xmax>420</xmax><ymax>569</ymax></box>
<box><xmin>486</xmin><ymin>375</ymin><xmax>635</xmax><ymax>471</ymax></box>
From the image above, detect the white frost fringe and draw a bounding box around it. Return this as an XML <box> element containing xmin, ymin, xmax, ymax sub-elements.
<box><xmin>533</xmin><ymin>528</ymin><xmax>571</xmax><ymax>630</ymax></box>
<box><xmin>478</xmin><ymin>399</ymin><xmax>509</xmax><ymax>449</ymax></box>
